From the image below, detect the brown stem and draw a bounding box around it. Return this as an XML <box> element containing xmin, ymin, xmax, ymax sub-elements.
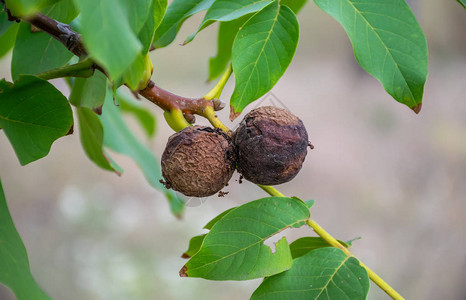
<box><xmin>26</xmin><ymin>13</ymin><xmax>87</xmax><ymax>57</ymax></box>
<box><xmin>10</xmin><ymin>9</ymin><xmax>215</xmax><ymax>117</ymax></box>
<box><xmin>139</xmin><ymin>81</ymin><xmax>214</xmax><ymax>115</ymax></box>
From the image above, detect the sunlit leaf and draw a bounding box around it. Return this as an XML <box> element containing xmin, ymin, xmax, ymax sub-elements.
<box><xmin>100</xmin><ymin>92</ymin><xmax>185</xmax><ymax>217</ymax></box>
<box><xmin>181</xmin><ymin>197</ymin><xmax>310</xmax><ymax>280</ymax></box>
<box><xmin>0</xmin><ymin>178</ymin><xmax>52</xmax><ymax>300</ymax></box>
<box><xmin>457</xmin><ymin>0</ymin><xmax>466</xmax><ymax>9</ymax></box>
<box><xmin>314</xmin><ymin>0</ymin><xmax>428</xmax><ymax>112</ymax></box>
<box><xmin>251</xmin><ymin>247</ymin><xmax>370</xmax><ymax>300</ymax></box>
<box><xmin>153</xmin><ymin>0</ymin><xmax>215</xmax><ymax>48</ymax></box>
<box><xmin>230</xmin><ymin>1</ymin><xmax>299</xmax><ymax>115</ymax></box>
<box><xmin>185</xmin><ymin>0</ymin><xmax>272</xmax><ymax>44</ymax></box>
<box><xmin>0</xmin><ymin>76</ymin><xmax>73</xmax><ymax>165</ymax></box>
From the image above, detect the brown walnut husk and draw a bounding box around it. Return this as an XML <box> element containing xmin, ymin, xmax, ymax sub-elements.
<box><xmin>161</xmin><ymin>126</ymin><xmax>236</xmax><ymax>197</ymax></box>
<box><xmin>234</xmin><ymin>106</ymin><xmax>309</xmax><ymax>185</ymax></box>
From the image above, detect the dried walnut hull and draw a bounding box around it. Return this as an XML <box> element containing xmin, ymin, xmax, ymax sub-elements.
<box><xmin>234</xmin><ymin>106</ymin><xmax>308</xmax><ymax>185</ymax></box>
<box><xmin>162</xmin><ymin>126</ymin><xmax>236</xmax><ymax>197</ymax></box>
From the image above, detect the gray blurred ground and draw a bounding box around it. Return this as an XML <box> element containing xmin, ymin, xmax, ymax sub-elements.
<box><xmin>0</xmin><ymin>1</ymin><xmax>465</xmax><ymax>299</ymax></box>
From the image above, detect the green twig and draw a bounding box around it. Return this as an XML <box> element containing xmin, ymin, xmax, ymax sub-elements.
<box><xmin>36</xmin><ymin>59</ymin><xmax>95</xmax><ymax>81</ymax></box>
<box><xmin>204</xmin><ymin>64</ymin><xmax>232</xmax><ymax>101</ymax></box>
<box><xmin>307</xmin><ymin>219</ymin><xmax>404</xmax><ymax>300</ymax></box>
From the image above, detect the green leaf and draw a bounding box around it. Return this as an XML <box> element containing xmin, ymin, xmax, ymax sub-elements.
<box><xmin>290</xmin><ymin>237</ymin><xmax>348</xmax><ymax>259</ymax></box>
<box><xmin>0</xmin><ymin>10</ymin><xmax>13</xmax><ymax>36</ymax></box>
<box><xmin>203</xmin><ymin>207</ymin><xmax>235</xmax><ymax>229</ymax></box>
<box><xmin>100</xmin><ymin>92</ymin><xmax>185</xmax><ymax>217</ymax></box>
<box><xmin>230</xmin><ymin>1</ymin><xmax>299</xmax><ymax>114</ymax></box>
<box><xmin>314</xmin><ymin>0</ymin><xmax>428</xmax><ymax>112</ymax></box>
<box><xmin>0</xmin><ymin>178</ymin><xmax>52</xmax><ymax>300</ymax></box>
<box><xmin>4</xmin><ymin>0</ymin><xmax>56</xmax><ymax>16</ymax></box>
<box><xmin>138</xmin><ymin>0</ymin><xmax>168</xmax><ymax>53</ymax></box>
<box><xmin>185</xmin><ymin>0</ymin><xmax>272</xmax><ymax>44</ymax></box>
<box><xmin>118</xmin><ymin>92</ymin><xmax>157</xmax><ymax>138</ymax></box>
<box><xmin>41</xmin><ymin>0</ymin><xmax>78</xmax><ymax>22</ymax></box>
<box><xmin>77</xmin><ymin>107</ymin><xmax>116</xmax><ymax>172</ymax></box>
<box><xmin>69</xmin><ymin>69</ymin><xmax>107</xmax><ymax>109</ymax></box>
<box><xmin>208</xmin><ymin>16</ymin><xmax>249</xmax><ymax>81</ymax></box>
<box><xmin>0</xmin><ymin>76</ymin><xmax>73</xmax><ymax>165</ymax></box>
<box><xmin>122</xmin><ymin>53</ymin><xmax>148</xmax><ymax>91</ymax></box>
<box><xmin>153</xmin><ymin>0</ymin><xmax>215</xmax><ymax>48</ymax></box>
<box><xmin>181</xmin><ymin>197</ymin><xmax>310</xmax><ymax>280</ymax></box>
<box><xmin>0</xmin><ymin>22</ymin><xmax>19</xmax><ymax>59</ymax></box>
<box><xmin>304</xmin><ymin>199</ymin><xmax>314</xmax><ymax>208</ymax></box>
<box><xmin>118</xmin><ymin>0</ymin><xmax>152</xmax><ymax>35</ymax></box>
<box><xmin>72</xmin><ymin>0</ymin><xmax>142</xmax><ymax>80</ymax></box>
<box><xmin>280</xmin><ymin>0</ymin><xmax>308</xmax><ymax>14</ymax></box>
<box><xmin>458</xmin><ymin>0</ymin><xmax>466</xmax><ymax>8</ymax></box>
<box><xmin>251</xmin><ymin>247</ymin><xmax>370</xmax><ymax>300</ymax></box>
<box><xmin>11</xmin><ymin>22</ymin><xmax>74</xmax><ymax>81</ymax></box>
<box><xmin>182</xmin><ymin>234</ymin><xmax>206</xmax><ymax>258</ymax></box>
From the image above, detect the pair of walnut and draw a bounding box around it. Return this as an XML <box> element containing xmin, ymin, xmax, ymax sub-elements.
<box><xmin>161</xmin><ymin>106</ymin><xmax>310</xmax><ymax>197</ymax></box>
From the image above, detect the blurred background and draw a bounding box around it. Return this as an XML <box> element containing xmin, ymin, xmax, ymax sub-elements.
<box><xmin>1</xmin><ymin>1</ymin><xmax>465</xmax><ymax>299</ymax></box>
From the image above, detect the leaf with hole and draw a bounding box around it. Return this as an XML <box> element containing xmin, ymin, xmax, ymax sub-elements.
<box><xmin>185</xmin><ymin>0</ymin><xmax>272</xmax><ymax>44</ymax></box>
<box><xmin>314</xmin><ymin>0</ymin><xmax>428</xmax><ymax>112</ymax></box>
<box><xmin>230</xmin><ymin>0</ymin><xmax>299</xmax><ymax>115</ymax></box>
<box><xmin>0</xmin><ymin>178</ymin><xmax>52</xmax><ymax>300</ymax></box>
<box><xmin>100</xmin><ymin>92</ymin><xmax>185</xmax><ymax>217</ymax></box>
<box><xmin>251</xmin><ymin>247</ymin><xmax>370</xmax><ymax>300</ymax></box>
<box><xmin>0</xmin><ymin>76</ymin><xmax>73</xmax><ymax>165</ymax></box>
<box><xmin>153</xmin><ymin>0</ymin><xmax>215</xmax><ymax>48</ymax></box>
<box><xmin>181</xmin><ymin>197</ymin><xmax>310</xmax><ymax>280</ymax></box>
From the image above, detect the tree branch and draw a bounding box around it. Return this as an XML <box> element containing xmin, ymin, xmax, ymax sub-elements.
<box><xmin>12</xmin><ymin>10</ymin><xmax>222</xmax><ymax>119</ymax></box>
<box><xmin>26</xmin><ymin>13</ymin><xmax>87</xmax><ymax>57</ymax></box>
<box><xmin>139</xmin><ymin>80</ymin><xmax>215</xmax><ymax>118</ymax></box>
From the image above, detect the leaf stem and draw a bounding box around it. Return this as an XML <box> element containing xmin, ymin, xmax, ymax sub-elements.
<box><xmin>35</xmin><ymin>59</ymin><xmax>95</xmax><ymax>81</ymax></box>
<box><xmin>257</xmin><ymin>185</ymin><xmax>285</xmax><ymax>197</ymax></box>
<box><xmin>201</xmin><ymin>106</ymin><xmax>230</xmax><ymax>133</ymax></box>
<box><xmin>306</xmin><ymin>219</ymin><xmax>404</xmax><ymax>300</ymax></box>
<box><xmin>204</xmin><ymin>64</ymin><xmax>233</xmax><ymax>100</ymax></box>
